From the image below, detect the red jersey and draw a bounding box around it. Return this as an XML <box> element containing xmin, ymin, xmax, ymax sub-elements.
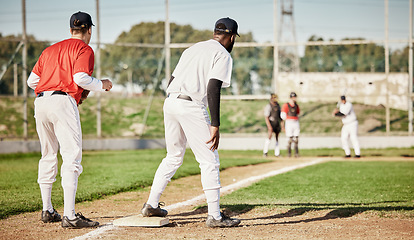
<box><xmin>32</xmin><ymin>38</ymin><xmax>94</xmax><ymax>103</ymax></box>
<box><xmin>282</xmin><ymin>102</ymin><xmax>300</xmax><ymax>120</ymax></box>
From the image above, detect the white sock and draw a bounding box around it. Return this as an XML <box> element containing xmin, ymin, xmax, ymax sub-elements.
<box><xmin>275</xmin><ymin>141</ymin><xmax>280</xmax><ymax>156</ymax></box>
<box><xmin>204</xmin><ymin>189</ymin><xmax>221</xmax><ymax>220</ymax></box>
<box><xmin>147</xmin><ymin>190</ymin><xmax>161</xmax><ymax>209</ymax></box>
<box><xmin>39</xmin><ymin>183</ymin><xmax>54</xmax><ymax>212</ymax></box>
<box><xmin>263</xmin><ymin>138</ymin><xmax>270</xmax><ymax>154</ymax></box>
<box><xmin>62</xmin><ymin>173</ymin><xmax>78</xmax><ymax>220</ymax></box>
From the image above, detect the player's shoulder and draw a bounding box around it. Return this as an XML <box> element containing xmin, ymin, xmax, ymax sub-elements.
<box><xmin>199</xmin><ymin>40</ymin><xmax>230</xmax><ymax>54</ymax></box>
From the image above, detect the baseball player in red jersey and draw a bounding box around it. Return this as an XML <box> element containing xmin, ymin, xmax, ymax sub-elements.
<box><xmin>141</xmin><ymin>17</ymin><xmax>241</xmax><ymax>228</ymax></box>
<box><xmin>281</xmin><ymin>92</ymin><xmax>300</xmax><ymax>157</ymax></box>
<box><xmin>27</xmin><ymin>11</ymin><xmax>112</xmax><ymax>228</ymax></box>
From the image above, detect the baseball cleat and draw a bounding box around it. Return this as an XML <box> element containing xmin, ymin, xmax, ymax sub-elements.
<box><xmin>141</xmin><ymin>202</ymin><xmax>168</xmax><ymax>217</ymax></box>
<box><xmin>354</xmin><ymin>155</ymin><xmax>361</xmax><ymax>158</ymax></box>
<box><xmin>206</xmin><ymin>212</ymin><xmax>241</xmax><ymax>228</ymax></box>
<box><xmin>41</xmin><ymin>209</ymin><xmax>62</xmax><ymax>223</ymax></box>
<box><xmin>61</xmin><ymin>213</ymin><xmax>99</xmax><ymax>228</ymax></box>
<box><xmin>345</xmin><ymin>155</ymin><xmax>351</xmax><ymax>158</ymax></box>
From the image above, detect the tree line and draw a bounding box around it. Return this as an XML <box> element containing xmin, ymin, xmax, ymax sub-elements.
<box><xmin>0</xmin><ymin>22</ymin><xmax>409</xmax><ymax>95</ymax></box>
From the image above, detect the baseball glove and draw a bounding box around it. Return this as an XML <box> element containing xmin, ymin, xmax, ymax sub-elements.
<box><xmin>78</xmin><ymin>89</ymin><xmax>90</xmax><ymax>105</ymax></box>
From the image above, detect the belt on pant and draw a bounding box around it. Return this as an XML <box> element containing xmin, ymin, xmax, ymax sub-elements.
<box><xmin>37</xmin><ymin>91</ymin><xmax>67</xmax><ymax>97</ymax></box>
<box><xmin>168</xmin><ymin>93</ymin><xmax>192</xmax><ymax>101</ymax></box>
<box><xmin>177</xmin><ymin>94</ymin><xmax>192</xmax><ymax>101</ymax></box>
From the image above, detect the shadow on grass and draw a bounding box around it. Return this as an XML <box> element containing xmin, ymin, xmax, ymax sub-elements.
<box><xmin>168</xmin><ymin>201</ymin><xmax>413</xmax><ymax>226</ymax></box>
<box><xmin>223</xmin><ymin>202</ymin><xmax>413</xmax><ymax>226</ymax></box>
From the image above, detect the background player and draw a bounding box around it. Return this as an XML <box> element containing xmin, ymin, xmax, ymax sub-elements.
<box><xmin>140</xmin><ymin>17</ymin><xmax>241</xmax><ymax>228</ymax></box>
<box><xmin>263</xmin><ymin>93</ymin><xmax>283</xmax><ymax>157</ymax></box>
<box><xmin>281</xmin><ymin>92</ymin><xmax>300</xmax><ymax>157</ymax></box>
<box><xmin>27</xmin><ymin>11</ymin><xmax>112</xmax><ymax>228</ymax></box>
<box><xmin>332</xmin><ymin>95</ymin><xmax>361</xmax><ymax>158</ymax></box>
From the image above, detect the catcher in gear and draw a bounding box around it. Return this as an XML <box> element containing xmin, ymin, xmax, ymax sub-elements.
<box><xmin>263</xmin><ymin>93</ymin><xmax>283</xmax><ymax>157</ymax></box>
<box><xmin>281</xmin><ymin>92</ymin><xmax>300</xmax><ymax>157</ymax></box>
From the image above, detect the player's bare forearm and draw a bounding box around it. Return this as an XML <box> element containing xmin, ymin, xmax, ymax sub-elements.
<box><xmin>206</xmin><ymin>126</ymin><xmax>220</xmax><ymax>151</ymax></box>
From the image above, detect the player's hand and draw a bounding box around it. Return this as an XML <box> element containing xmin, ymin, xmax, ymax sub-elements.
<box><xmin>206</xmin><ymin>126</ymin><xmax>220</xmax><ymax>151</ymax></box>
<box><xmin>102</xmin><ymin>79</ymin><xmax>113</xmax><ymax>91</ymax></box>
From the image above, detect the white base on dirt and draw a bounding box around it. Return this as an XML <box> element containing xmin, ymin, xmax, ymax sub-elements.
<box><xmin>113</xmin><ymin>214</ymin><xmax>169</xmax><ymax>227</ymax></box>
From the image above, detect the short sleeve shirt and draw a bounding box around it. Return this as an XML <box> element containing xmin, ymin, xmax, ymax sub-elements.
<box><xmin>168</xmin><ymin>39</ymin><xmax>232</xmax><ymax>106</ymax></box>
<box><xmin>281</xmin><ymin>102</ymin><xmax>300</xmax><ymax>120</ymax></box>
<box><xmin>32</xmin><ymin>38</ymin><xmax>94</xmax><ymax>103</ymax></box>
<box><xmin>339</xmin><ymin>101</ymin><xmax>357</xmax><ymax>124</ymax></box>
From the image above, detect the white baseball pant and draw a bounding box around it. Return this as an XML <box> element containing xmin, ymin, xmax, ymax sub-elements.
<box><xmin>147</xmin><ymin>94</ymin><xmax>221</xmax><ymax>219</ymax></box>
<box><xmin>341</xmin><ymin>121</ymin><xmax>361</xmax><ymax>156</ymax></box>
<box><xmin>285</xmin><ymin>119</ymin><xmax>300</xmax><ymax>137</ymax></box>
<box><xmin>34</xmin><ymin>91</ymin><xmax>83</xmax><ymax>219</ymax></box>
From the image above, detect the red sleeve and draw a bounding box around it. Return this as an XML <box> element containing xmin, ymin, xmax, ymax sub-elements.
<box><xmin>73</xmin><ymin>46</ymin><xmax>94</xmax><ymax>75</ymax></box>
<box><xmin>32</xmin><ymin>53</ymin><xmax>43</xmax><ymax>76</ymax></box>
<box><xmin>281</xmin><ymin>103</ymin><xmax>288</xmax><ymax>113</ymax></box>
<box><xmin>297</xmin><ymin>104</ymin><xmax>300</xmax><ymax>115</ymax></box>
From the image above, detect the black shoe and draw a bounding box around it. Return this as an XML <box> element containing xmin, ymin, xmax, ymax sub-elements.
<box><xmin>141</xmin><ymin>203</ymin><xmax>168</xmax><ymax>217</ymax></box>
<box><xmin>345</xmin><ymin>155</ymin><xmax>351</xmax><ymax>158</ymax></box>
<box><xmin>41</xmin><ymin>209</ymin><xmax>61</xmax><ymax>223</ymax></box>
<box><xmin>263</xmin><ymin>153</ymin><xmax>268</xmax><ymax>157</ymax></box>
<box><xmin>62</xmin><ymin>213</ymin><xmax>99</xmax><ymax>228</ymax></box>
<box><xmin>206</xmin><ymin>212</ymin><xmax>241</xmax><ymax>228</ymax></box>
<box><xmin>354</xmin><ymin>155</ymin><xmax>361</xmax><ymax>158</ymax></box>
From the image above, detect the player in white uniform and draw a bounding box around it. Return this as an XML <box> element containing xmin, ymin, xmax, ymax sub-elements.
<box><xmin>333</xmin><ymin>95</ymin><xmax>361</xmax><ymax>158</ymax></box>
<box><xmin>140</xmin><ymin>17</ymin><xmax>241</xmax><ymax>228</ymax></box>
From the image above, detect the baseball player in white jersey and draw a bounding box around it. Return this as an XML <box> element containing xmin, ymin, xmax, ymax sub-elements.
<box><xmin>27</xmin><ymin>12</ymin><xmax>112</xmax><ymax>228</ymax></box>
<box><xmin>333</xmin><ymin>95</ymin><xmax>361</xmax><ymax>158</ymax></box>
<box><xmin>280</xmin><ymin>92</ymin><xmax>301</xmax><ymax>157</ymax></box>
<box><xmin>140</xmin><ymin>17</ymin><xmax>241</xmax><ymax>228</ymax></box>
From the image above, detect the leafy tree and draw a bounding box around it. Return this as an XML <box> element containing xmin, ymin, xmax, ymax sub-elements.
<box><xmin>300</xmin><ymin>36</ymin><xmax>398</xmax><ymax>73</ymax></box>
<box><xmin>102</xmin><ymin>22</ymin><xmax>258</xmax><ymax>95</ymax></box>
<box><xmin>0</xmin><ymin>34</ymin><xmax>49</xmax><ymax>95</ymax></box>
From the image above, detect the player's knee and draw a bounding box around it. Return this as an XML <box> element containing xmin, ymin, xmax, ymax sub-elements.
<box><xmin>293</xmin><ymin>136</ymin><xmax>299</xmax><ymax>144</ymax></box>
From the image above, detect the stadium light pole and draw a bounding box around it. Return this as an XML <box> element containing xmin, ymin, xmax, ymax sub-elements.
<box><xmin>385</xmin><ymin>0</ymin><xmax>390</xmax><ymax>134</ymax></box>
<box><xmin>96</xmin><ymin>0</ymin><xmax>102</xmax><ymax>138</ymax></box>
<box><xmin>165</xmin><ymin>0</ymin><xmax>171</xmax><ymax>82</ymax></box>
<box><xmin>21</xmin><ymin>0</ymin><xmax>28</xmax><ymax>140</ymax></box>
<box><xmin>273</xmin><ymin>0</ymin><xmax>279</xmax><ymax>95</ymax></box>
<box><xmin>409</xmin><ymin>0</ymin><xmax>413</xmax><ymax>135</ymax></box>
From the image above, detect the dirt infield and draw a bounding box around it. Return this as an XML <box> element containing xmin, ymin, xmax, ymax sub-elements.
<box><xmin>1</xmin><ymin>157</ymin><xmax>413</xmax><ymax>240</ymax></box>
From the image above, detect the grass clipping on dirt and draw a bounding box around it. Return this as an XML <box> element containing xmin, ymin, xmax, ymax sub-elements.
<box><xmin>221</xmin><ymin>161</ymin><xmax>414</xmax><ymax>218</ymax></box>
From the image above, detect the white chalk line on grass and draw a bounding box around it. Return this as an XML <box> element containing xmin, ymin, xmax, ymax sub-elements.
<box><xmin>71</xmin><ymin>158</ymin><xmax>324</xmax><ymax>240</ymax></box>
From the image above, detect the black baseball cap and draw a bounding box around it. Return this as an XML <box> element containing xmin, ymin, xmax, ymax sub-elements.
<box><xmin>214</xmin><ymin>17</ymin><xmax>240</xmax><ymax>37</ymax></box>
<box><xmin>340</xmin><ymin>95</ymin><xmax>346</xmax><ymax>100</ymax></box>
<box><xmin>290</xmin><ymin>92</ymin><xmax>297</xmax><ymax>98</ymax></box>
<box><xmin>70</xmin><ymin>11</ymin><xmax>94</xmax><ymax>29</ymax></box>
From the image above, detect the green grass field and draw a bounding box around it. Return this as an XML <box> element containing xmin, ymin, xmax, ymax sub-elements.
<box><xmin>222</xmin><ymin>161</ymin><xmax>414</xmax><ymax>218</ymax></box>
<box><xmin>0</xmin><ymin>149</ymin><xmax>272</xmax><ymax>219</ymax></box>
<box><xmin>1</xmin><ymin>148</ymin><xmax>413</xmax><ymax>220</ymax></box>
